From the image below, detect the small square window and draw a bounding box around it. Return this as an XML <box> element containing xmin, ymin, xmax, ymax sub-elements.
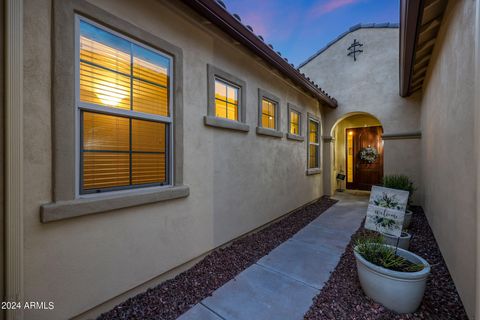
<box><xmin>205</xmin><ymin>64</ymin><xmax>248</xmax><ymax>132</ymax></box>
<box><xmin>214</xmin><ymin>78</ymin><xmax>239</xmax><ymax>121</ymax></box>
<box><xmin>256</xmin><ymin>89</ymin><xmax>282</xmax><ymax>138</ymax></box>
<box><xmin>286</xmin><ymin>103</ymin><xmax>304</xmax><ymax>142</ymax></box>
<box><xmin>261</xmin><ymin>98</ymin><xmax>276</xmax><ymax>129</ymax></box>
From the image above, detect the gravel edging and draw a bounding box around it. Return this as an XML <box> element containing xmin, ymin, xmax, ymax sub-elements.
<box><xmin>97</xmin><ymin>196</ymin><xmax>337</xmax><ymax>320</ymax></box>
<box><xmin>304</xmin><ymin>206</ymin><xmax>469</xmax><ymax>320</ymax></box>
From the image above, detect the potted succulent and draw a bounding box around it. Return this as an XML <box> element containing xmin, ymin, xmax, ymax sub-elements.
<box><xmin>381</xmin><ymin>230</ymin><xmax>411</xmax><ymax>250</ymax></box>
<box><xmin>354</xmin><ymin>235</ymin><xmax>430</xmax><ymax>313</ymax></box>
<box><xmin>382</xmin><ymin>175</ymin><xmax>415</xmax><ymax>228</ymax></box>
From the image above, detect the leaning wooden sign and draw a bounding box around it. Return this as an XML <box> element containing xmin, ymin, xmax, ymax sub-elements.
<box><xmin>365</xmin><ymin>186</ymin><xmax>409</xmax><ymax>237</ymax></box>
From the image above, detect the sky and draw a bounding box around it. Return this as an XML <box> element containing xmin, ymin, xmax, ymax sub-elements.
<box><xmin>224</xmin><ymin>0</ymin><xmax>399</xmax><ymax>67</ymax></box>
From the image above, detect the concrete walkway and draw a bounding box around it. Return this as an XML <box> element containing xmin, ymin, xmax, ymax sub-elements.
<box><xmin>178</xmin><ymin>193</ymin><xmax>368</xmax><ymax>320</ymax></box>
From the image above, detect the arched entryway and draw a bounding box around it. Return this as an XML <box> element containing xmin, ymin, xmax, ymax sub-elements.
<box><xmin>330</xmin><ymin>112</ymin><xmax>383</xmax><ymax>192</ymax></box>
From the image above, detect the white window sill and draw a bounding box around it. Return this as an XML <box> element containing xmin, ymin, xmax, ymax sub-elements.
<box><xmin>204</xmin><ymin>116</ymin><xmax>250</xmax><ymax>132</ymax></box>
<box><xmin>306</xmin><ymin>168</ymin><xmax>322</xmax><ymax>175</ymax></box>
<box><xmin>41</xmin><ymin>185</ymin><xmax>189</xmax><ymax>223</ymax></box>
<box><xmin>256</xmin><ymin>127</ymin><xmax>283</xmax><ymax>138</ymax></box>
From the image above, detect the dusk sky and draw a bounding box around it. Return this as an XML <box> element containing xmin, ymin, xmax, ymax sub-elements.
<box><xmin>224</xmin><ymin>0</ymin><xmax>399</xmax><ymax>67</ymax></box>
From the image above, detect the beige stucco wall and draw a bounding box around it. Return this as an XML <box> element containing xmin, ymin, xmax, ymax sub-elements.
<box><xmin>22</xmin><ymin>0</ymin><xmax>324</xmax><ymax>319</ymax></box>
<box><xmin>301</xmin><ymin>27</ymin><xmax>422</xmax><ymax>200</ymax></box>
<box><xmin>383</xmin><ymin>138</ymin><xmax>422</xmax><ymax>202</ymax></box>
<box><xmin>420</xmin><ymin>0</ymin><xmax>476</xmax><ymax>317</ymax></box>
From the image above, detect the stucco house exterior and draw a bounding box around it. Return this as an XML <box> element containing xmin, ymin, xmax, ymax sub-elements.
<box><xmin>299</xmin><ymin>23</ymin><xmax>423</xmax><ymax>203</ymax></box>
<box><xmin>1</xmin><ymin>0</ymin><xmax>480</xmax><ymax>319</ymax></box>
<box><xmin>304</xmin><ymin>1</ymin><xmax>478</xmax><ymax>316</ymax></box>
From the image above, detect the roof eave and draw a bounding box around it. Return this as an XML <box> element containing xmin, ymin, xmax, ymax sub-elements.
<box><xmin>399</xmin><ymin>0</ymin><xmax>424</xmax><ymax>97</ymax></box>
<box><xmin>180</xmin><ymin>0</ymin><xmax>338</xmax><ymax>108</ymax></box>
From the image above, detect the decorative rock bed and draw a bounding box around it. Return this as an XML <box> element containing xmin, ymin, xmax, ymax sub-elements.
<box><xmin>304</xmin><ymin>206</ymin><xmax>469</xmax><ymax>320</ymax></box>
<box><xmin>97</xmin><ymin>196</ymin><xmax>337</xmax><ymax>320</ymax></box>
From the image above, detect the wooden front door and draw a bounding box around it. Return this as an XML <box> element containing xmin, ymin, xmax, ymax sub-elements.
<box><xmin>346</xmin><ymin>126</ymin><xmax>383</xmax><ymax>191</ymax></box>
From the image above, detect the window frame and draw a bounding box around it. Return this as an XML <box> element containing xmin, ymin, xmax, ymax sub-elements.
<box><xmin>75</xmin><ymin>15</ymin><xmax>174</xmax><ymax>196</ymax></box>
<box><xmin>307</xmin><ymin>113</ymin><xmax>321</xmax><ymax>175</ymax></box>
<box><xmin>41</xmin><ymin>0</ymin><xmax>188</xmax><ymax>223</ymax></box>
<box><xmin>287</xmin><ymin>103</ymin><xmax>304</xmax><ymax>141</ymax></box>
<box><xmin>260</xmin><ymin>98</ymin><xmax>276</xmax><ymax>129</ymax></box>
<box><xmin>205</xmin><ymin>64</ymin><xmax>249</xmax><ymax>132</ymax></box>
<box><xmin>213</xmin><ymin>77</ymin><xmax>240</xmax><ymax>121</ymax></box>
<box><xmin>256</xmin><ymin>88</ymin><xmax>282</xmax><ymax>138</ymax></box>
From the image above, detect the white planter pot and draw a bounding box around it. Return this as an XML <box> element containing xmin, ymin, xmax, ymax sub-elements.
<box><xmin>403</xmin><ymin>210</ymin><xmax>413</xmax><ymax>229</ymax></box>
<box><xmin>354</xmin><ymin>245</ymin><xmax>430</xmax><ymax>314</ymax></box>
<box><xmin>381</xmin><ymin>231</ymin><xmax>411</xmax><ymax>250</ymax></box>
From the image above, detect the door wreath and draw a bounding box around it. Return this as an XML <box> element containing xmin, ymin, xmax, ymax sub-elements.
<box><xmin>359</xmin><ymin>146</ymin><xmax>378</xmax><ymax>163</ymax></box>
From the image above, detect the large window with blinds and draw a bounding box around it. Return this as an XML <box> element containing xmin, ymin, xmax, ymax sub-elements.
<box><xmin>77</xmin><ymin>17</ymin><xmax>173</xmax><ymax>194</ymax></box>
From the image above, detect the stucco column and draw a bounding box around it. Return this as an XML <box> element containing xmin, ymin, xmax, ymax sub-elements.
<box><xmin>322</xmin><ymin>136</ymin><xmax>334</xmax><ymax>196</ymax></box>
<box><xmin>5</xmin><ymin>0</ymin><xmax>24</xmax><ymax>319</ymax></box>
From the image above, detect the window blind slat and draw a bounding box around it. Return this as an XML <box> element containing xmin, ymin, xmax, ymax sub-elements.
<box><xmin>80</xmin><ymin>36</ymin><xmax>131</xmax><ymax>74</ymax></box>
<box><xmin>132</xmin><ymin>43</ymin><xmax>170</xmax><ymax>87</ymax></box>
<box><xmin>83</xmin><ymin>152</ymin><xmax>130</xmax><ymax>190</ymax></box>
<box><xmin>80</xmin><ymin>62</ymin><xmax>131</xmax><ymax>110</ymax></box>
<box><xmin>83</xmin><ymin>112</ymin><xmax>130</xmax><ymax>151</ymax></box>
<box><xmin>132</xmin><ymin>120</ymin><xmax>166</xmax><ymax>152</ymax></box>
<box><xmin>133</xmin><ymin>79</ymin><xmax>169</xmax><ymax>116</ymax></box>
<box><xmin>133</xmin><ymin>57</ymin><xmax>168</xmax><ymax>87</ymax></box>
<box><xmin>132</xmin><ymin>153</ymin><xmax>166</xmax><ymax>185</ymax></box>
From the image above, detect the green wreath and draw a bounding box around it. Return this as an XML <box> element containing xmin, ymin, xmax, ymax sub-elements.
<box><xmin>360</xmin><ymin>147</ymin><xmax>378</xmax><ymax>164</ymax></box>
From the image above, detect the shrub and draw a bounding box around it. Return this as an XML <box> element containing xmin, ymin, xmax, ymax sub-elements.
<box><xmin>354</xmin><ymin>235</ymin><xmax>423</xmax><ymax>272</ymax></box>
<box><xmin>382</xmin><ymin>174</ymin><xmax>415</xmax><ymax>205</ymax></box>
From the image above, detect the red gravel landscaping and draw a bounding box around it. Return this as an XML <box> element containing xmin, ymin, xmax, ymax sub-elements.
<box><xmin>97</xmin><ymin>196</ymin><xmax>337</xmax><ymax>320</ymax></box>
<box><xmin>304</xmin><ymin>206</ymin><xmax>469</xmax><ymax>320</ymax></box>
